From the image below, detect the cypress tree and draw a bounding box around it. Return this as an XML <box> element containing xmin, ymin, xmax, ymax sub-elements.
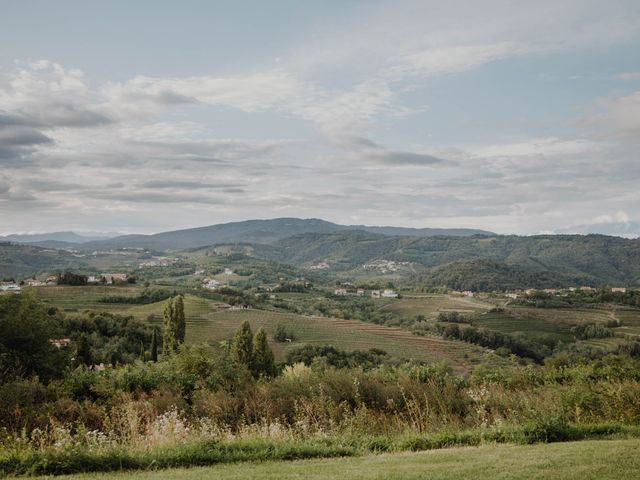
<box><xmin>252</xmin><ymin>328</ymin><xmax>275</xmax><ymax>378</ymax></box>
<box><xmin>75</xmin><ymin>333</ymin><xmax>92</xmax><ymax>367</ymax></box>
<box><xmin>150</xmin><ymin>326</ymin><xmax>159</xmax><ymax>362</ymax></box>
<box><xmin>174</xmin><ymin>295</ymin><xmax>186</xmax><ymax>344</ymax></box>
<box><xmin>231</xmin><ymin>320</ymin><xmax>253</xmax><ymax>370</ymax></box>
<box><xmin>163</xmin><ymin>296</ymin><xmax>186</xmax><ymax>356</ymax></box>
<box><xmin>163</xmin><ymin>297</ymin><xmax>177</xmax><ymax>355</ymax></box>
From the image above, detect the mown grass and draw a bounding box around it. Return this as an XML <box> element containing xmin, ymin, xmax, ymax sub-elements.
<box><xmin>4</xmin><ymin>423</ymin><xmax>639</xmax><ymax>478</ymax></box>
<box><xmin>39</xmin><ymin>438</ymin><xmax>640</xmax><ymax>480</ymax></box>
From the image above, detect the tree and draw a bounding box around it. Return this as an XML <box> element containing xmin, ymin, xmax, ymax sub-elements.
<box><xmin>150</xmin><ymin>326</ymin><xmax>159</xmax><ymax>362</ymax></box>
<box><xmin>75</xmin><ymin>333</ymin><xmax>92</xmax><ymax>367</ymax></box>
<box><xmin>0</xmin><ymin>292</ymin><xmax>68</xmax><ymax>382</ymax></box>
<box><xmin>163</xmin><ymin>295</ymin><xmax>185</xmax><ymax>355</ymax></box>
<box><xmin>252</xmin><ymin>328</ymin><xmax>275</xmax><ymax>378</ymax></box>
<box><xmin>174</xmin><ymin>295</ymin><xmax>186</xmax><ymax>344</ymax></box>
<box><xmin>231</xmin><ymin>320</ymin><xmax>253</xmax><ymax>370</ymax></box>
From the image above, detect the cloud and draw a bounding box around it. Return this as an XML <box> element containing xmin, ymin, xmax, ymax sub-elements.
<box><xmin>141</xmin><ymin>179</ymin><xmax>244</xmax><ymax>190</ymax></box>
<box><xmin>593</xmin><ymin>211</ymin><xmax>630</xmax><ymax>225</ymax></box>
<box><xmin>614</xmin><ymin>72</ymin><xmax>640</xmax><ymax>81</ymax></box>
<box><xmin>583</xmin><ymin>91</ymin><xmax>640</xmax><ymax>137</ymax></box>
<box><xmin>335</xmin><ymin>135</ymin><xmax>450</xmax><ymax>166</ymax></box>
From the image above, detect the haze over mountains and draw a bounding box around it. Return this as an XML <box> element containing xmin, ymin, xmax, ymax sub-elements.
<box><xmin>2</xmin><ymin>218</ymin><xmax>639</xmax><ymax>289</ymax></box>
<box><xmin>2</xmin><ymin>218</ymin><xmax>494</xmax><ymax>251</ymax></box>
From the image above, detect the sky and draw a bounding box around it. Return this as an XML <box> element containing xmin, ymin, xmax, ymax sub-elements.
<box><xmin>1</xmin><ymin>0</ymin><xmax>639</xmax><ymax>236</ymax></box>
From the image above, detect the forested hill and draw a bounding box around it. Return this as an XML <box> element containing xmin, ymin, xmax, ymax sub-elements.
<box><xmin>262</xmin><ymin>231</ymin><xmax>640</xmax><ymax>287</ymax></box>
<box><xmin>0</xmin><ymin>243</ymin><xmax>87</xmax><ymax>280</ymax></box>
<box><xmin>74</xmin><ymin>218</ymin><xmax>493</xmax><ymax>251</ymax></box>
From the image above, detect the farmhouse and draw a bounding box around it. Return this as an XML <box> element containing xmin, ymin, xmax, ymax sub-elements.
<box><xmin>0</xmin><ymin>282</ymin><xmax>21</xmax><ymax>293</ymax></box>
<box><xmin>102</xmin><ymin>273</ymin><xmax>128</xmax><ymax>284</ymax></box>
<box><xmin>50</xmin><ymin>337</ymin><xmax>71</xmax><ymax>348</ymax></box>
<box><xmin>381</xmin><ymin>289</ymin><xmax>398</xmax><ymax>298</ymax></box>
<box><xmin>371</xmin><ymin>290</ymin><xmax>381</xmax><ymax>298</ymax></box>
<box><xmin>203</xmin><ymin>279</ymin><xmax>221</xmax><ymax>290</ymax></box>
<box><xmin>334</xmin><ymin>288</ymin><xmax>348</xmax><ymax>296</ymax></box>
<box><xmin>309</xmin><ymin>262</ymin><xmax>329</xmax><ymax>270</ymax></box>
<box><xmin>24</xmin><ymin>278</ymin><xmax>45</xmax><ymax>287</ymax></box>
<box><xmin>612</xmin><ymin>287</ymin><xmax>627</xmax><ymax>293</ymax></box>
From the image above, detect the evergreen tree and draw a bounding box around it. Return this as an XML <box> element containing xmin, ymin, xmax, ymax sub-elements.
<box><xmin>163</xmin><ymin>297</ymin><xmax>177</xmax><ymax>355</ymax></box>
<box><xmin>252</xmin><ymin>328</ymin><xmax>275</xmax><ymax>378</ymax></box>
<box><xmin>163</xmin><ymin>296</ymin><xmax>186</xmax><ymax>356</ymax></box>
<box><xmin>174</xmin><ymin>295</ymin><xmax>186</xmax><ymax>344</ymax></box>
<box><xmin>75</xmin><ymin>333</ymin><xmax>92</xmax><ymax>367</ymax></box>
<box><xmin>231</xmin><ymin>320</ymin><xmax>253</xmax><ymax>370</ymax></box>
<box><xmin>150</xmin><ymin>326</ymin><xmax>159</xmax><ymax>362</ymax></box>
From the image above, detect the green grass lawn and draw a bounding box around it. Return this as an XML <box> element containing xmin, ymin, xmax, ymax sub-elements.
<box><xmin>31</xmin><ymin>439</ymin><xmax>640</xmax><ymax>480</ymax></box>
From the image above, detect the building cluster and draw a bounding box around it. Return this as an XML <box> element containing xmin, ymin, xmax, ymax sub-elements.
<box><xmin>203</xmin><ymin>278</ymin><xmax>221</xmax><ymax>290</ymax></box>
<box><xmin>139</xmin><ymin>257</ymin><xmax>177</xmax><ymax>268</ymax></box>
<box><xmin>362</xmin><ymin>259</ymin><xmax>410</xmax><ymax>274</ymax></box>
<box><xmin>333</xmin><ymin>285</ymin><xmax>398</xmax><ymax>298</ymax></box>
<box><xmin>0</xmin><ymin>281</ymin><xmax>21</xmax><ymax>293</ymax></box>
<box><xmin>309</xmin><ymin>261</ymin><xmax>330</xmax><ymax>270</ymax></box>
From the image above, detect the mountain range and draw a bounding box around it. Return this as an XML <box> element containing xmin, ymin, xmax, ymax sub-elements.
<box><xmin>5</xmin><ymin>218</ymin><xmax>493</xmax><ymax>251</ymax></box>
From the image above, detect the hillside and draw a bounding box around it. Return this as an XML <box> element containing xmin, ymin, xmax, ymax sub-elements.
<box><xmin>0</xmin><ymin>243</ymin><xmax>87</xmax><ymax>280</ymax></box>
<box><xmin>412</xmin><ymin>259</ymin><xmax>585</xmax><ymax>291</ymax></box>
<box><xmin>74</xmin><ymin>218</ymin><xmax>493</xmax><ymax>251</ymax></box>
<box><xmin>263</xmin><ymin>232</ymin><xmax>640</xmax><ymax>287</ymax></box>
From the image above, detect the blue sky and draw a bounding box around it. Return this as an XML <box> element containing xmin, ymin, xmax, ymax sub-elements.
<box><xmin>1</xmin><ymin>0</ymin><xmax>639</xmax><ymax>235</ymax></box>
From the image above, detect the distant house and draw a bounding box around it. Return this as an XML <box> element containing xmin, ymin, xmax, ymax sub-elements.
<box><xmin>371</xmin><ymin>290</ymin><xmax>381</xmax><ymax>298</ymax></box>
<box><xmin>334</xmin><ymin>288</ymin><xmax>348</xmax><ymax>296</ymax></box>
<box><xmin>0</xmin><ymin>282</ymin><xmax>21</xmax><ymax>293</ymax></box>
<box><xmin>224</xmin><ymin>268</ymin><xmax>234</xmax><ymax>275</ymax></box>
<box><xmin>580</xmin><ymin>286</ymin><xmax>596</xmax><ymax>292</ymax></box>
<box><xmin>356</xmin><ymin>288</ymin><xmax>365</xmax><ymax>296</ymax></box>
<box><xmin>310</xmin><ymin>262</ymin><xmax>329</xmax><ymax>270</ymax></box>
<box><xmin>462</xmin><ymin>291</ymin><xmax>475</xmax><ymax>297</ymax></box>
<box><xmin>381</xmin><ymin>289</ymin><xmax>398</xmax><ymax>298</ymax></box>
<box><xmin>50</xmin><ymin>337</ymin><xmax>71</xmax><ymax>348</ymax></box>
<box><xmin>612</xmin><ymin>287</ymin><xmax>627</xmax><ymax>293</ymax></box>
<box><xmin>203</xmin><ymin>279</ymin><xmax>221</xmax><ymax>290</ymax></box>
<box><xmin>505</xmin><ymin>293</ymin><xmax>519</xmax><ymax>299</ymax></box>
<box><xmin>87</xmin><ymin>275</ymin><xmax>100</xmax><ymax>283</ymax></box>
<box><xmin>24</xmin><ymin>278</ymin><xmax>45</xmax><ymax>287</ymax></box>
<box><xmin>102</xmin><ymin>273</ymin><xmax>128</xmax><ymax>284</ymax></box>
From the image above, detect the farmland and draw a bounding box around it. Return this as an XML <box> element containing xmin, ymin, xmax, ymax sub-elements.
<box><xmin>30</xmin><ymin>286</ymin><xmax>498</xmax><ymax>372</ymax></box>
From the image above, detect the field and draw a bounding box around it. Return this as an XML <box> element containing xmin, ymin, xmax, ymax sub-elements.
<box><xmin>31</xmin><ymin>439</ymin><xmax>640</xmax><ymax>480</ymax></box>
<box><xmin>380</xmin><ymin>294</ymin><xmax>493</xmax><ymax>320</ymax></box>
<box><xmin>473</xmin><ymin>310</ymin><xmax>574</xmax><ymax>342</ymax></box>
<box><xmin>136</xmin><ymin>299</ymin><xmax>494</xmax><ymax>372</ymax></box>
<box><xmin>31</xmin><ymin>286</ymin><xmax>497</xmax><ymax>372</ymax></box>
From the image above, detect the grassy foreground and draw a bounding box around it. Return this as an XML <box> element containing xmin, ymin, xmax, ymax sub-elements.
<box><xmin>31</xmin><ymin>439</ymin><xmax>640</xmax><ymax>480</ymax></box>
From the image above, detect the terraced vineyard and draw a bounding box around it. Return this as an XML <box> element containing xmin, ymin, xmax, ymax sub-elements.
<box><xmin>379</xmin><ymin>294</ymin><xmax>493</xmax><ymax>320</ymax></box>
<box><xmin>33</xmin><ymin>285</ymin><xmax>144</xmax><ymax>312</ymax></box>
<box><xmin>473</xmin><ymin>310</ymin><xmax>574</xmax><ymax>342</ymax></box>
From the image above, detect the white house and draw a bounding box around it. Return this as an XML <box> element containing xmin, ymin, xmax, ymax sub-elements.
<box><xmin>381</xmin><ymin>289</ymin><xmax>398</xmax><ymax>298</ymax></box>
<box><xmin>612</xmin><ymin>287</ymin><xmax>627</xmax><ymax>293</ymax></box>
<box><xmin>371</xmin><ymin>290</ymin><xmax>381</xmax><ymax>298</ymax></box>
<box><xmin>0</xmin><ymin>282</ymin><xmax>21</xmax><ymax>293</ymax></box>
<box><xmin>203</xmin><ymin>279</ymin><xmax>221</xmax><ymax>290</ymax></box>
<box><xmin>334</xmin><ymin>288</ymin><xmax>348</xmax><ymax>296</ymax></box>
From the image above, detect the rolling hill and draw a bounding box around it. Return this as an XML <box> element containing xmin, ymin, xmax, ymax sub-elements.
<box><xmin>73</xmin><ymin>218</ymin><xmax>494</xmax><ymax>251</ymax></box>
<box><xmin>261</xmin><ymin>231</ymin><xmax>640</xmax><ymax>288</ymax></box>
